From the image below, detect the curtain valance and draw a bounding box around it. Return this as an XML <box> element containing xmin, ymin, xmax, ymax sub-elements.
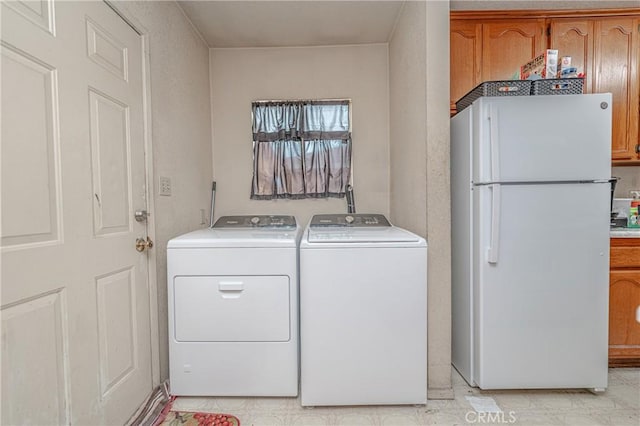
<box><xmin>252</xmin><ymin>100</ymin><xmax>350</xmax><ymax>142</ymax></box>
<box><xmin>250</xmin><ymin>100</ymin><xmax>352</xmax><ymax>200</ymax></box>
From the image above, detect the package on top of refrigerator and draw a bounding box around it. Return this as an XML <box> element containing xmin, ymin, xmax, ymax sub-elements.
<box><xmin>629</xmin><ymin>201</ymin><xmax>640</xmax><ymax>228</ymax></box>
<box><xmin>520</xmin><ymin>49</ymin><xmax>559</xmax><ymax>79</ymax></box>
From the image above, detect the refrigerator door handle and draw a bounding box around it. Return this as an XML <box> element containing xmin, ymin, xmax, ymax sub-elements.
<box><xmin>487</xmin><ymin>184</ymin><xmax>501</xmax><ymax>264</ymax></box>
<box><xmin>489</xmin><ymin>106</ymin><xmax>501</xmax><ymax>183</ymax></box>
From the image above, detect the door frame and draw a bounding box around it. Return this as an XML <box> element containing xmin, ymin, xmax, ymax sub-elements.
<box><xmin>103</xmin><ymin>0</ymin><xmax>160</xmax><ymax>389</ymax></box>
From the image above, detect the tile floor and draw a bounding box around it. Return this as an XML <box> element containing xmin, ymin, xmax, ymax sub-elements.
<box><xmin>172</xmin><ymin>368</ymin><xmax>639</xmax><ymax>425</ymax></box>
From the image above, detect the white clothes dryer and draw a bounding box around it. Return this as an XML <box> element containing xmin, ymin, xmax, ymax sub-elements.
<box><xmin>167</xmin><ymin>215</ymin><xmax>300</xmax><ymax>396</ymax></box>
<box><xmin>300</xmin><ymin>214</ymin><xmax>427</xmax><ymax>406</ymax></box>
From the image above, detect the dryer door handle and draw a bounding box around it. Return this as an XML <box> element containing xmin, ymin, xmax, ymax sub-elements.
<box><xmin>219</xmin><ymin>281</ymin><xmax>244</xmax><ymax>292</ymax></box>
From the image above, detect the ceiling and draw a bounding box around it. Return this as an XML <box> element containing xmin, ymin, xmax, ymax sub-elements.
<box><xmin>179</xmin><ymin>0</ymin><xmax>639</xmax><ymax>48</ymax></box>
<box><xmin>177</xmin><ymin>1</ymin><xmax>405</xmax><ymax>48</ymax></box>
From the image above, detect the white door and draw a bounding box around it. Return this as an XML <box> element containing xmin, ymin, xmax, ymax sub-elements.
<box><xmin>473</xmin><ymin>182</ymin><xmax>609</xmax><ymax>389</ymax></box>
<box><xmin>1</xmin><ymin>1</ymin><xmax>153</xmax><ymax>424</ymax></box>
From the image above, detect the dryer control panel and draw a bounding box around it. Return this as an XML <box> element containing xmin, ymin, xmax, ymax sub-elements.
<box><xmin>310</xmin><ymin>214</ymin><xmax>391</xmax><ymax>228</ymax></box>
<box><xmin>213</xmin><ymin>215</ymin><xmax>297</xmax><ymax>229</ymax></box>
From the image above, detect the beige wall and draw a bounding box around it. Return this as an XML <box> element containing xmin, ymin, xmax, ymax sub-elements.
<box><xmin>114</xmin><ymin>1</ymin><xmax>213</xmax><ymax>381</ymax></box>
<box><xmin>389</xmin><ymin>0</ymin><xmax>453</xmax><ymax>398</ymax></box>
<box><xmin>389</xmin><ymin>2</ymin><xmax>427</xmax><ymax>237</ymax></box>
<box><xmin>209</xmin><ymin>45</ymin><xmax>389</xmax><ymax>225</ymax></box>
<box><xmin>426</xmin><ymin>0</ymin><xmax>453</xmax><ymax>398</ymax></box>
<box><xmin>612</xmin><ymin>167</ymin><xmax>640</xmax><ymax>198</ymax></box>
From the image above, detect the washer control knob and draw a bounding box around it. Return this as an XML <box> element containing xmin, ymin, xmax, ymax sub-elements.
<box><xmin>250</xmin><ymin>216</ymin><xmax>261</xmax><ymax>225</ymax></box>
<box><xmin>345</xmin><ymin>215</ymin><xmax>355</xmax><ymax>224</ymax></box>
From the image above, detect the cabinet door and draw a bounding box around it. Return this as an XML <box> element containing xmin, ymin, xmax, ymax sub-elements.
<box><xmin>450</xmin><ymin>20</ymin><xmax>482</xmax><ymax>114</ymax></box>
<box><xmin>609</xmin><ymin>269</ymin><xmax>640</xmax><ymax>364</ymax></box>
<box><xmin>481</xmin><ymin>20</ymin><xmax>547</xmax><ymax>81</ymax></box>
<box><xmin>594</xmin><ymin>17</ymin><xmax>640</xmax><ymax>163</ymax></box>
<box><xmin>550</xmin><ymin>19</ymin><xmax>594</xmax><ymax>92</ymax></box>
<box><xmin>551</xmin><ymin>17</ymin><xmax>640</xmax><ymax>164</ymax></box>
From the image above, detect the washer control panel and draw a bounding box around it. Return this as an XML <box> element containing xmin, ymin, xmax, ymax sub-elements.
<box><xmin>213</xmin><ymin>215</ymin><xmax>297</xmax><ymax>229</ymax></box>
<box><xmin>310</xmin><ymin>214</ymin><xmax>391</xmax><ymax>228</ymax></box>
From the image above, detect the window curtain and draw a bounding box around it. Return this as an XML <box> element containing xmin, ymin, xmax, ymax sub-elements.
<box><xmin>251</xmin><ymin>100</ymin><xmax>351</xmax><ymax>200</ymax></box>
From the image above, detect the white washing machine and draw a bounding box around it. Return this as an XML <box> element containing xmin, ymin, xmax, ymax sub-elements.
<box><xmin>300</xmin><ymin>214</ymin><xmax>427</xmax><ymax>406</ymax></box>
<box><xmin>167</xmin><ymin>215</ymin><xmax>300</xmax><ymax>396</ymax></box>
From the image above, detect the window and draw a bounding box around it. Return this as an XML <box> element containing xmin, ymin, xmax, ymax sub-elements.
<box><xmin>250</xmin><ymin>100</ymin><xmax>351</xmax><ymax>200</ymax></box>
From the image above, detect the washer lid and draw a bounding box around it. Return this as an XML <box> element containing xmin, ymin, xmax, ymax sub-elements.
<box><xmin>306</xmin><ymin>226</ymin><xmax>422</xmax><ymax>244</ymax></box>
<box><xmin>167</xmin><ymin>227</ymin><xmax>300</xmax><ymax>248</ymax></box>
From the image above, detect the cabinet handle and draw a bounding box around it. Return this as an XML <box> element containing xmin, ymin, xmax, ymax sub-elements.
<box><xmin>636</xmin><ymin>305</ymin><xmax>640</xmax><ymax>324</ymax></box>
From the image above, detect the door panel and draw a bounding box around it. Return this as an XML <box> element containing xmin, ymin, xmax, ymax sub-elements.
<box><xmin>550</xmin><ymin>19</ymin><xmax>594</xmax><ymax>93</ymax></box>
<box><xmin>1</xmin><ymin>290</ymin><xmax>68</xmax><ymax>424</ymax></box>
<box><xmin>2</xmin><ymin>0</ymin><xmax>55</xmax><ymax>35</ymax></box>
<box><xmin>88</xmin><ymin>88</ymin><xmax>132</xmax><ymax>236</ymax></box>
<box><xmin>96</xmin><ymin>267</ymin><xmax>138</xmax><ymax>397</ymax></box>
<box><xmin>473</xmin><ymin>183</ymin><xmax>609</xmax><ymax>389</ymax></box>
<box><xmin>1</xmin><ymin>1</ymin><xmax>152</xmax><ymax>424</ymax></box>
<box><xmin>450</xmin><ymin>21</ymin><xmax>482</xmax><ymax>112</ymax></box>
<box><xmin>1</xmin><ymin>42</ymin><xmax>62</xmax><ymax>248</ymax></box>
<box><xmin>594</xmin><ymin>18</ymin><xmax>640</xmax><ymax>162</ymax></box>
<box><xmin>481</xmin><ymin>20</ymin><xmax>546</xmax><ymax>81</ymax></box>
<box><xmin>86</xmin><ymin>17</ymin><xmax>128</xmax><ymax>80</ymax></box>
<box><xmin>609</xmin><ymin>270</ymin><xmax>640</xmax><ymax>347</ymax></box>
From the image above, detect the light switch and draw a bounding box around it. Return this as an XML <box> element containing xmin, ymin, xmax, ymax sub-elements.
<box><xmin>159</xmin><ymin>176</ymin><xmax>172</xmax><ymax>196</ymax></box>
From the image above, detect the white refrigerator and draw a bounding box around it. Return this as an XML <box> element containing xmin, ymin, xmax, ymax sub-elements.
<box><xmin>451</xmin><ymin>93</ymin><xmax>612</xmax><ymax>391</ymax></box>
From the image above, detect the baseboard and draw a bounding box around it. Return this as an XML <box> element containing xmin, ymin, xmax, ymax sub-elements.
<box><xmin>427</xmin><ymin>387</ymin><xmax>455</xmax><ymax>400</ymax></box>
<box><xmin>609</xmin><ymin>358</ymin><xmax>640</xmax><ymax>368</ymax></box>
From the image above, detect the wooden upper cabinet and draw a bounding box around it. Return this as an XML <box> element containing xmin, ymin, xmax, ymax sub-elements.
<box><xmin>551</xmin><ymin>16</ymin><xmax>640</xmax><ymax>163</ymax></box>
<box><xmin>481</xmin><ymin>20</ymin><xmax>547</xmax><ymax>81</ymax></box>
<box><xmin>452</xmin><ymin>10</ymin><xmax>640</xmax><ymax>165</ymax></box>
<box><xmin>550</xmin><ymin>19</ymin><xmax>594</xmax><ymax>91</ymax></box>
<box><xmin>450</xmin><ymin>21</ymin><xmax>482</xmax><ymax>113</ymax></box>
<box><xmin>449</xmin><ymin>19</ymin><xmax>546</xmax><ymax>114</ymax></box>
<box><xmin>593</xmin><ymin>18</ymin><xmax>639</xmax><ymax>163</ymax></box>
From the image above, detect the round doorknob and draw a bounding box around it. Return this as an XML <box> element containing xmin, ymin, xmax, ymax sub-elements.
<box><xmin>135</xmin><ymin>237</ymin><xmax>154</xmax><ymax>252</ymax></box>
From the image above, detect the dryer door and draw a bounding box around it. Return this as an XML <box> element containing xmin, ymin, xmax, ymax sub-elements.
<box><xmin>173</xmin><ymin>275</ymin><xmax>290</xmax><ymax>342</ymax></box>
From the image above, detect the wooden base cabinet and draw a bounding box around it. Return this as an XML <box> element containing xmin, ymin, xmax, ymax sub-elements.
<box><xmin>609</xmin><ymin>238</ymin><xmax>640</xmax><ymax>367</ymax></box>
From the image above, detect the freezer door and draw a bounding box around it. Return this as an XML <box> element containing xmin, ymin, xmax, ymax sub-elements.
<box><xmin>473</xmin><ymin>182</ymin><xmax>609</xmax><ymax>389</ymax></box>
<box><xmin>473</xmin><ymin>94</ymin><xmax>612</xmax><ymax>183</ymax></box>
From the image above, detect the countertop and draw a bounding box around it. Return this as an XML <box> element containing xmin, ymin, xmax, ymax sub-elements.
<box><xmin>610</xmin><ymin>227</ymin><xmax>640</xmax><ymax>238</ymax></box>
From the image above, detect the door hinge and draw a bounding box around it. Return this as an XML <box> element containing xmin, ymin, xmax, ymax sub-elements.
<box><xmin>635</xmin><ymin>144</ymin><xmax>640</xmax><ymax>154</ymax></box>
